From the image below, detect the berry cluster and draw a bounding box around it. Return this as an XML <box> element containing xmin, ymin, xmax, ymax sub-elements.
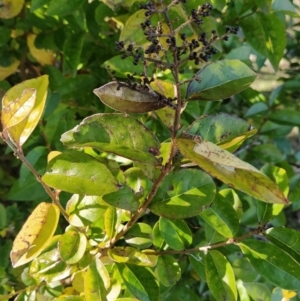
<box><xmin>139</xmin><ymin>1</ymin><xmax>156</xmax><ymax>17</ymax></box>
<box><xmin>116</xmin><ymin>73</ymin><xmax>177</xmax><ymax>109</ymax></box>
<box><xmin>112</xmin><ymin>1</ymin><xmax>240</xmax><ymax>96</ymax></box>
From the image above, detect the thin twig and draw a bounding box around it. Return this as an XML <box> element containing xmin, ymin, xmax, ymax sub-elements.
<box><xmin>144</xmin><ymin>228</ymin><xmax>263</xmax><ymax>256</ymax></box>
<box><xmin>2</xmin><ymin>134</ymin><xmax>69</xmax><ymax>220</ymax></box>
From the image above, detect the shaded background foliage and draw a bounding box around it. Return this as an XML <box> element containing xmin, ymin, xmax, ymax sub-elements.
<box><xmin>0</xmin><ymin>0</ymin><xmax>300</xmax><ymax>300</ymax></box>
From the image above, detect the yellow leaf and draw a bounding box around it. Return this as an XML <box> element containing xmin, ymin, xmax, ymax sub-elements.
<box><xmin>0</xmin><ymin>0</ymin><xmax>25</xmax><ymax>19</ymax></box>
<box><xmin>282</xmin><ymin>289</ymin><xmax>297</xmax><ymax>298</ymax></box>
<box><xmin>1</xmin><ymin>88</ymin><xmax>36</xmax><ymax>129</ymax></box>
<box><xmin>176</xmin><ymin>138</ymin><xmax>289</xmax><ymax>204</ymax></box>
<box><xmin>48</xmin><ymin>151</ymin><xmax>62</xmax><ymax>162</ymax></box>
<box><xmin>0</xmin><ymin>59</ymin><xmax>20</xmax><ymax>80</ymax></box>
<box><xmin>10</xmin><ymin>202</ymin><xmax>60</xmax><ymax>268</ymax></box>
<box><xmin>2</xmin><ymin>75</ymin><xmax>49</xmax><ymax>146</ymax></box>
<box><xmin>27</xmin><ymin>34</ymin><xmax>55</xmax><ymax>66</ymax></box>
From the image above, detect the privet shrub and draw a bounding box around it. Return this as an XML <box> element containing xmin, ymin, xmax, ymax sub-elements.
<box><xmin>1</xmin><ymin>0</ymin><xmax>300</xmax><ymax>300</ymax></box>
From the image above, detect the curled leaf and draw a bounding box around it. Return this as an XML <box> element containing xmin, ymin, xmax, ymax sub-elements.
<box><xmin>93</xmin><ymin>81</ymin><xmax>168</xmax><ymax>113</ymax></box>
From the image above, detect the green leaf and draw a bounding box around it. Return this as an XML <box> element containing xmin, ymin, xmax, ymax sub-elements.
<box><xmin>102</xmin><ymin>185</ymin><xmax>139</xmax><ymax>211</ymax></box>
<box><xmin>61</xmin><ymin>113</ymin><xmax>161</xmax><ymax>165</ymax></box>
<box><xmin>244</xmin><ymin>283</ymin><xmax>271</xmax><ymax>301</ymax></box>
<box><xmin>63</xmin><ymin>32</ymin><xmax>85</xmax><ymax>77</ymax></box>
<box><xmin>10</xmin><ymin>202</ymin><xmax>60</xmax><ymax>268</ymax></box>
<box><xmin>149</xmin><ymin>169</ymin><xmax>216</xmax><ymax>219</ymax></box>
<box><xmin>124</xmin><ymin>167</ymin><xmax>153</xmax><ymax>204</ymax></box>
<box><xmin>152</xmin><ymin>221</ymin><xmax>165</xmax><ymax>250</ymax></box>
<box><xmin>124</xmin><ymin>223</ymin><xmax>153</xmax><ymax>249</ymax></box>
<box><xmin>175</xmin><ymin>138</ymin><xmax>288</xmax><ymax>204</ymax></box>
<box><xmin>155</xmin><ymin>255</ymin><xmax>181</xmax><ymax>287</ymax></box>
<box><xmin>66</xmin><ymin>195</ymin><xmax>108</xmax><ymax>227</ymax></box>
<box><xmin>159</xmin><ymin>218</ymin><xmax>192</xmax><ymax>251</ymax></box>
<box><xmin>244</xmin><ymin>102</ymin><xmax>269</xmax><ymax>117</ymax></box>
<box><xmin>219</xmin><ymin>188</ymin><xmax>243</xmax><ymax>220</ymax></box>
<box><xmin>269</xmin><ymin>109</ymin><xmax>300</xmax><ymax>126</ymax></box>
<box><xmin>84</xmin><ymin>257</ymin><xmax>107</xmax><ymax>301</ymax></box>
<box><xmin>200</xmin><ymin>193</ymin><xmax>239</xmax><ymax>238</ymax></box>
<box><xmin>205</xmin><ymin>250</ymin><xmax>237</xmax><ymax>301</ymax></box>
<box><xmin>29</xmin><ymin>238</ymin><xmax>76</xmax><ymax>282</ymax></box>
<box><xmin>104</xmin><ymin>55</ymin><xmax>144</xmax><ymax>78</ymax></box>
<box><xmin>108</xmin><ymin>247</ymin><xmax>156</xmax><ymax>267</ymax></box>
<box><xmin>186</xmin><ymin>59</ymin><xmax>256</xmax><ymax>100</ymax></box>
<box><xmin>189</xmin><ymin>253</ymin><xmax>206</xmax><ymax>281</ymax></box>
<box><xmin>265</xmin><ymin>227</ymin><xmax>300</xmax><ymax>263</ymax></box>
<box><xmin>1</xmin><ymin>75</ymin><xmax>48</xmax><ymax>147</ymax></box>
<box><xmin>232</xmin><ymin>257</ymin><xmax>259</xmax><ymax>282</ymax></box>
<box><xmin>42</xmin><ymin>151</ymin><xmax>119</xmax><ymax>195</ymax></box>
<box><xmin>58</xmin><ymin>230</ymin><xmax>87</xmax><ymax>264</ymax></box>
<box><xmin>46</xmin><ymin>0</ymin><xmax>85</xmax><ymax>16</ymax></box>
<box><xmin>240</xmin><ymin>12</ymin><xmax>286</xmax><ymax>70</ymax></box>
<box><xmin>183</xmin><ymin>113</ymin><xmax>256</xmax><ymax>152</ymax></box>
<box><xmin>94</xmin><ymin>81</ymin><xmax>168</xmax><ymax>113</ymax></box>
<box><xmin>116</xmin><ymin>263</ymin><xmax>159</xmax><ymax>301</ymax></box>
<box><xmin>104</xmin><ymin>206</ymin><xmax>117</xmax><ymax>239</ymax></box>
<box><xmin>256</xmin><ymin>165</ymin><xmax>288</xmax><ymax>223</ymax></box>
<box><xmin>239</xmin><ymin>239</ymin><xmax>300</xmax><ymax>290</ymax></box>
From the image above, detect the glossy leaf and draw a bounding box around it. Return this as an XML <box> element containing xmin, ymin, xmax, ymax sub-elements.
<box><xmin>189</xmin><ymin>253</ymin><xmax>206</xmax><ymax>281</ymax></box>
<box><xmin>155</xmin><ymin>255</ymin><xmax>181</xmax><ymax>287</ymax></box>
<box><xmin>102</xmin><ymin>185</ymin><xmax>138</xmax><ymax>211</ymax></box>
<box><xmin>124</xmin><ymin>223</ymin><xmax>153</xmax><ymax>249</ymax></box>
<box><xmin>239</xmin><ymin>239</ymin><xmax>300</xmax><ymax>290</ymax></box>
<box><xmin>116</xmin><ymin>263</ymin><xmax>159</xmax><ymax>301</ymax></box>
<box><xmin>10</xmin><ymin>202</ymin><xmax>59</xmax><ymax>268</ymax></box>
<box><xmin>159</xmin><ymin>218</ymin><xmax>192</xmax><ymax>251</ymax></box>
<box><xmin>176</xmin><ymin>138</ymin><xmax>289</xmax><ymax>204</ymax></box>
<box><xmin>30</xmin><ymin>240</ymin><xmax>76</xmax><ymax>282</ymax></box>
<box><xmin>66</xmin><ymin>195</ymin><xmax>108</xmax><ymax>227</ymax></box>
<box><xmin>108</xmin><ymin>247</ymin><xmax>156</xmax><ymax>267</ymax></box>
<box><xmin>61</xmin><ymin>113</ymin><xmax>161</xmax><ymax>165</ymax></box>
<box><xmin>186</xmin><ymin>60</ymin><xmax>256</xmax><ymax>100</ymax></box>
<box><xmin>206</xmin><ymin>250</ymin><xmax>237</xmax><ymax>301</ymax></box>
<box><xmin>149</xmin><ymin>169</ymin><xmax>216</xmax><ymax>219</ymax></box>
<box><xmin>183</xmin><ymin>113</ymin><xmax>256</xmax><ymax>152</ymax></box>
<box><xmin>1</xmin><ymin>75</ymin><xmax>48</xmax><ymax>147</ymax></box>
<box><xmin>200</xmin><ymin>193</ymin><xmax>239</xmax><ymax>238</ymax></box>
<box><xmin>240</xmin><ymin>12</ymin><xmax>286</xmax><ymax>70</ymax></box>
<box><xmin>42</xmin><ymin>151</ymin><xmax>119</xmax><ymax>195</ymax></box>
<box><xmin>124</xmin><ymin>167</ymin><xmax>153</xmax><ymax>204</ymax></box>
<box><xmin>93</xmin><ymin>81</ymin><xmax>167</xmax><ymax>113</ymax></box>
<box><xmin>84</xmin><ymin>257</ymin><xmax>107</xmax><ymax>301</ymax></box>
<box><xmin>265</xmin><ymin>227</ymin><xmax>300</xmax><ymax>263</ymax></box>
<box><xmin>219</xmin><ymin>188</ymin><xmax>243</xmax><ymax>220</ymax></box>
<box><xmin>269</xmin><ymin>109</ymin><xmax>300</xmax><ymax>126</ymax></box>
<box><xmin>58</xmin><ymin>230</ymin><xmax>87</xmax><ymax>264</ymax></box>
<box><xmin>152</xmin><ymin>221</ymin><xmax>165</xmax><ymax>250</ymax></box>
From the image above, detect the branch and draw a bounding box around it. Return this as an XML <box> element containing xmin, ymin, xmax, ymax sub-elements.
<box><xmin>144</xmin><ymin>228</ymin><xmax>264</xmax><ymax>256</ymax></box>
<box><xmin>1</xmin><ymin>134</ymin><xmax>69</xmax><ymax>220</ymax></box>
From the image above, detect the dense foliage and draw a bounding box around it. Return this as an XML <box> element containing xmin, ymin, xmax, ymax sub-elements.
<box><xmin>1</xmin><ymin>0</ymin><xmax>300</xmax><ymax>300</ymax></box>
